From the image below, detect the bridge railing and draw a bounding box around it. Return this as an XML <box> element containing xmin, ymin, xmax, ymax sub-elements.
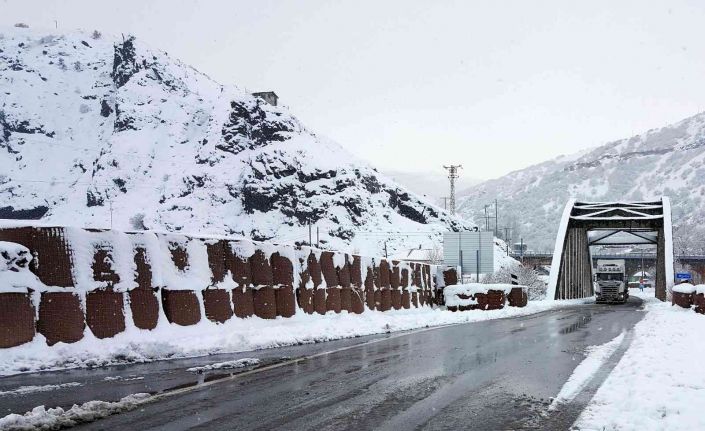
<box><xmin>508</xmin><ymin>252</ymin><xmax>705</xmax><ymax>260</ymax></box>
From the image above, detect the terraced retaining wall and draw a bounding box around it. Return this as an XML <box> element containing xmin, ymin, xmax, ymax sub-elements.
<box><xmin>0</xmin><ymin>225</ymin><xmax>459</xmax><ymax>348</ymax></box>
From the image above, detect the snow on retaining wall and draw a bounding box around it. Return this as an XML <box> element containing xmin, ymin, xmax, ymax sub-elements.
<box><xmin>444</xmin><ymin>283</ymin><xmax>527</xmax><ymax>311</ymax></box>
<box><xmin>672</xmin><ymin>282</ymin><xmax>695</xmax><ymax>308</ymax></box>
<box><xmin>693</xmin><ymin>285</ymin><xmax>705</xmax><ymax>314</ymax></box>
<box><xmin>0</xmin><ymin>225</ymin><xmax>459</xmax><ymax>348</ymax></box>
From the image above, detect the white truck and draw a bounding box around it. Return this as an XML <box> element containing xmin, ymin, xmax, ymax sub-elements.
<box><xmin>594</xmin><ymin>259</ymin><xmax>628</xmax><ymax>304</ymax></box>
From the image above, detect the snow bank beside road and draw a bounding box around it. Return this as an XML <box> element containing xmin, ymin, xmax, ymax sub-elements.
<box><xmin>0</xmin><ymin>298</ymin><xmax>590</xmax><ymax>376</ymax></box>
<box><xmin>575</xmin><ymin>289</ymin><xmax>705</xmax><ymax>430</ymax></box>
<box><xmin>0</xmin><ymin>393</ymin><xmax>150</xmax><ymax>430</ymax></box>
<box><xmin>550</xmin><ymin>332</ymin><xmax>626</xmax><ymax>409</ymax></box>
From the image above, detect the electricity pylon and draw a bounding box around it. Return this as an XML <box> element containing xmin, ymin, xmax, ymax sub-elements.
<box><xmin>443</xmin><ymin>165</ymin><xmax>462</xmax><ymax>215</ymax></box>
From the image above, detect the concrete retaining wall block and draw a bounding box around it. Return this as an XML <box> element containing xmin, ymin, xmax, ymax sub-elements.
<box><xmin>320</xmin><ymin>252</ymin><xmax>338</xmax><ymax>288</ymax></box>
<box><xmin>391</xmin><ymin>289</ymin><xmax>402</xmax><ymax>310</ymax></box>
<box><xmin>37</xmin><ymin>292</ymin><xmax>85</xmax><ymax>346</ymax></box>
<box><xmin>129</xmin><ymin>288</ymin><xmax>160</xmax><ymax>330</ymax></box>
<box><xmin>271</xmin><ymin>252</ymin><xmax>295</xmax><ymax>317</ymax></box>
<box><xmin>672</xmin><ymin>291</ymin><xmax>693</xmax><ymax>308</ymax></box>
<box><xmin>0</xmin><ymin>293</ymin><xmax>35</xmax><ymax>348</ymax></box>
<box><xmin>203</xmin><ymin>288</ymin><xmax>233</xmax><ymax>323</ymax></box>
<box><xmin>351</xmin><ymin>255</ymin><xmax>362</xmax><ymax>287</ymax></box>
<box><xmin>326</xmin><ymin>287</ymin><xmax>342</xmax><ymax>313</ymax></box>
<box><xmin>475</xmin><ymin>290</ymin><xmax>506</xmax><ymax>310</ymax></box>
<box><xmin>338</xmin><ymin>254</ymin><xmax>351</xmax><ymax>288</ymax></box>
<box><xmin>86</xmin><ymin>289</ymin><xmax>125</xmax><ymax>338</ymax></box>
<box><xmin>694</xmin><ymin>293</ymin><xmax>705</xmax><ymax>314</ymax></box>
<box><xmin>253</xmin><ymin>286</ymin><xmax>277</xmax><ymax>319</ymax></box>
<box><xmin>206</xmin><ymin>241</ymin><xmax>228</xmax><ymax>284</ymax></box>
<box><xmin>443</xmin><ymin>268</ymin><xmax>458</xmax><ymax>286</ymax></box>
<box><xmin>314</xmin><ymin>287</ymin><xmax>327</xmax><ymax>315</ymax></box>
<box><xmin>276</xmin><ymin>285</ymin><xmax>296</xmax><ymax>318</ymax></box>
<box><xmin>402</xmin><ymin>291</ymin><xmax>411</xmax><ymax>309</ymax></box>
<box><xmin>296</xmin><ymin>264</ymin><xmax>314</xmax><ymax>314</ymax></box>
<box><xmin>228</xmin><ymin>242</ymin><xmax>252</xmax><ymax>287</ymax></box>
<box><xmin>508</xmin><ymin>287</ymin><xmax>528</xmax><ymax>307</ymax></box>
<box><xmin>161</xmin><ymin>290</ymin><xmax>201</xmax><ymax>326</ymax></box>
<box><xmin>351</xmin><ymin>287</ymin><xmax>365</xmax><ymax>314</ymax></box>
<box><xmin>232</xmin><ymin>286</ymin><xmax>255</xmax><ymax>318</ymax></box>
<box><xmin>340</xmin><ymin>287</ymin><xmax>352</xmax><ymax>312</ymax></box>
<box><xmin>250</xmin><ymin>250</ymin><xmax>273</xmax><ymax>287</ymax></box>
<box><xmin>297</xmin><ymin>285</ymin><xmax>315</xmax><ymax>314</ymax></box>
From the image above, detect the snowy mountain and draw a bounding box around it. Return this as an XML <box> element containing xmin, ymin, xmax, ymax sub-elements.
<box><xmin>0</xmin><ymin>27</ymin><xmax>474</xmax><ymax>255</ymax></box>
<box><xmin>457</xmin><ymin>112</ymin><xmax>705</xmax><ymax>253</ymax></box>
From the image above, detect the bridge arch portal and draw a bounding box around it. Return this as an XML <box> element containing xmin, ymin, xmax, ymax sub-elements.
<box><xmin>547</xmin><ymin>198</ymin><xmax>674</xmax><ymax>301</ymax></box>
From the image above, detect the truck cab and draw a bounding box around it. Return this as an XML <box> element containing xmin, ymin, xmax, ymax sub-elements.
<box><xmin>594</xmin><ymin>259</ymin><xmax>628</xmax><ymax>303</ymax></box>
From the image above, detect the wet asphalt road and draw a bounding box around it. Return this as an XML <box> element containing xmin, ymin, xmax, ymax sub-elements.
<box><xmin>2</xmin><ymin>298</ymin><xmax>647</xmax><ymax>430</ymax></box>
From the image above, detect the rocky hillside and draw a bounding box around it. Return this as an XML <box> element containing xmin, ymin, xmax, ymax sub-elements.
<box><xmin>457</xmin><ymin>112</ymin><xmax>705</xmax><ymax>253</ymax></box>
<box><xmin>0</xmin><ymin>27</ymin><xmax>473</xmax><ymax>255</ymax></box>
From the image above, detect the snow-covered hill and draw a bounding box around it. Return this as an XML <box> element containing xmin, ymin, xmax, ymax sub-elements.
<box><xmin>0</xmin><ymin>27</ymin><xmax>474</xmax><ymax>255</ymax></box>
<box><xmin>457</xmin><ymin>112</ymin><xmax>705</xmax><ymax>253</ymax></box>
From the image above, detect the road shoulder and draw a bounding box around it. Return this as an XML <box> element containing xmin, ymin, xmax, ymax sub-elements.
<box><xmin>574</xmin><ymin>289</ymin><xmax>705</xmax><ymax>430</ymax></box>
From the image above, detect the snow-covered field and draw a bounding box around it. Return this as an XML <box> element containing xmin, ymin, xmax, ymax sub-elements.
<box><xmin>574</xmin><ymin>288</ymin><xmax>705</xmax><ymax>430</ymax></box>
<box><xmin>0</xmin><ymin>298</ymin><xmax>589</xmax><ymax>377</ymax></box>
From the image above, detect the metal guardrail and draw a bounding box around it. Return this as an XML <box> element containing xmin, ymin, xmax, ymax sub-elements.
<box><xmin>509</xmin><ymin>252</ymin><xmax>705</xmax><ymax>260</ymax></box>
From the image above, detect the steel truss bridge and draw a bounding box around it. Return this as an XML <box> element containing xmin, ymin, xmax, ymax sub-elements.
<box><xmin>544</xmin><ymin>199</ymin><xmax>675</xmax><ymax>301</ymax></box>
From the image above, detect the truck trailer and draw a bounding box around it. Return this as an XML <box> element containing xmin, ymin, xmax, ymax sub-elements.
<box><xmin>594</xmin><ymin>259</ymin><xmax>628</xmax><ymax>304</ymax></box>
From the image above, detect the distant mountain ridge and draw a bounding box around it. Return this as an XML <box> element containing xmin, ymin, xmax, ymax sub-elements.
<box><xmin>457</xmin><ymin>112</ymin><xmax>705</xmax><ymax>253</ymax></box>
<box><xmin>0</xmin><ymin>27</ymin><xmax>474</xmax><ymax>256</ymax></box>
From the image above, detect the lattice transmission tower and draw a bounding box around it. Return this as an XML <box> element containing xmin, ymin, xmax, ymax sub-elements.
<box><xmin>443</xmin><ymin>164</ymin><xmax>462</xmax><ymax>214</ymax></box>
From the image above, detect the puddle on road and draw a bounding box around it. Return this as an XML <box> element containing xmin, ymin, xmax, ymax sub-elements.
<box><xmin>559</xmin><ymin>314</ymin><xmax>592</xmax><ymax>335</ymax></box>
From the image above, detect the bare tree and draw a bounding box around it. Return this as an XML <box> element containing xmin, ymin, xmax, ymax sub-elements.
<box><xmin>483</xmin><ymin>264</ymin><xmax>547</xmax><ymax>300</ymax></box>
<box><xmin>425</xmin><ymin>244</ymin><xmax>443</xmax><ymax>265</ymax></box>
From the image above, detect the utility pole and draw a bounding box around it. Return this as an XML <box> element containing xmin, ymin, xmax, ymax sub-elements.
<box><xmin>495</xmin><ymin>199</ymin><xmax>499</xmax><ymax>238</ymax></box>
<box><xmin>443</xmin><ymin>165</ymin><xmax>462</xmax><ymax>215</ymax></box>
<box><xmin>503</xmin><ymin>227</ymin><xmax>512</xmax><ymax>256</ymax></box>
<box><xmin>442</xmin><ymin>197</ymin><xmax>448</xmax><ymax>210</ymax></box>
<box><xmin>316</xmin><ymin>226</ymin><xmax>319</xmax><ymax>248</ymax></box>
<box><xmin>484</xmin><ymin>205</ymin><xmax>489</xmax><ymax>231</ymax></box>
<box><xmin>308</xmin><ymin>222</ymin><xmax>312</xmax><ymax>247</ymax></box>
<box><xmin>384</xmin><ymin>241</ymin><xmax>388</xmax><ymax>259</ymax></box>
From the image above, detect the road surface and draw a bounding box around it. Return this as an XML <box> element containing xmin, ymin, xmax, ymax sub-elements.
<box><xmin>2</xmin><ymin>298</ymin><xmax>647</xmax><ymax>430</ymax></box>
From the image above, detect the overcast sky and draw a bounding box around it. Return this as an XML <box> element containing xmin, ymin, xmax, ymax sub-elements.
<box><xmin>3</xmin><ymin>0</ymin><xmax>705</xmax><ymax>180</ymax></box>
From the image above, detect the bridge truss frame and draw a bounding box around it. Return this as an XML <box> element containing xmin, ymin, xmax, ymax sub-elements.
<box><xmin>547</xmin><ymin>198</ymin><xmax>674</xmax><ymax>301</ymax></box>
